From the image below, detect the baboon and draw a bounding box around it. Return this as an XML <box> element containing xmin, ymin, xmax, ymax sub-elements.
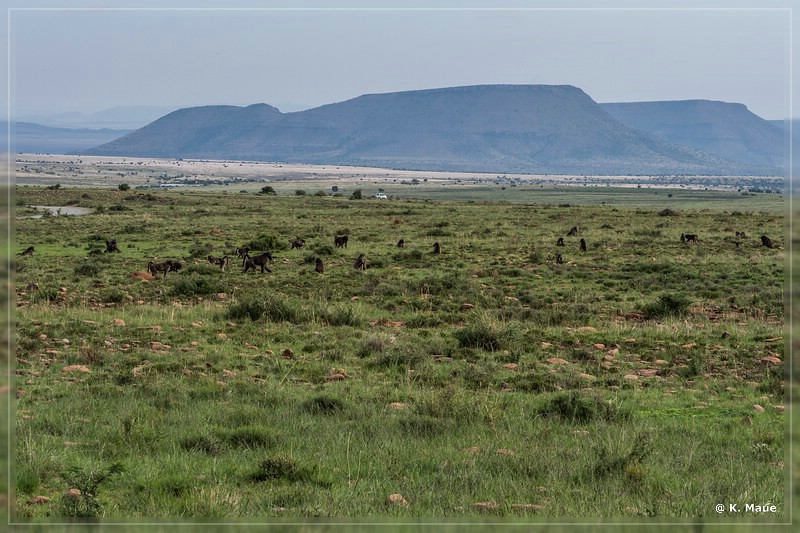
<box><xmin>290</xmin><ymin>239</ymin><xmax>306</xmax><ymax>249</ymax></box>
<box><xmin>567</xmin><ymin>226</ymin><xmax>578</xmax><ymax>237</ymax></box>
<box><xmin>761</xmin><ymin>235</ymin><xmax>775</xmax><ymax>248</ymax></box>
<box><xmin>682</xmin><ymin>233</ymin><xmax>699</xmax><ymax>244</ymax></box>
<box><xmin>315</xmin><ymin>258</ymin><xmax>324</xmax><ymax>274</ymax></box>
<box><xmin>397</xmin><ymin>239</ymin><xmax>405</xmax><ymax>248</ymax></box>
<box><xmin>25</xmin><ymin>282</ymin><xmax>39</xmax><ymax>291</ymax></box>
<box><xmin>334</xmin><ymin>235</ymin><xmax>349</xmax><ymax>249</ymax></box>
<box><xmin>354</xmin><ymin>253</ymin><xmax>366</xmax><ymax>270</ymax></box>
<box><xmin>18</xmin><ymin>246</ymin><xmax>34</xmax><ymax>256</ymax></box>
<box><xmin>432</xmin><ymin>242</ymin><xmax>441</xmax><ymax>255</ymax></box>
<box><xmin>105</xmin><ymin>239</ymin><xmax>120</xmax><ymax>253</ymax></box>
<box><xmin>555</xmin><ymin>253</ymin><xmax>564</xmax><ymax>264</ymax></box>
<box><xmin>148</xmin><ymin>260</ymin><xmax>181</xmax><ymax>278</ymax></box>
<box><xmin>736</xmin><ymin>231</ymin><xmax>747</xmax><ymax>238</ymax></box>
<box><xmin>579</xmin><ymin>238</ymin><xmax>587</xmax><ymax>252</ymax></box>
<box><xmin>236</xmin><ymin>246</ymin><xmax>250</xmax><ymax>258</ymax></box>
<box><xmin>556</xmin><ymin>237</ymin><xmax>564</xmax><ymax>246</ymax></box>
<box><xmin>242</xmin><ymin>252</ymin><xmax>273</xmax><ymax>273</ymax></box>
<box><xmin>207</xmin><ymin>255</ymin><xmax>229</xmax><ymax>271</ymax></box>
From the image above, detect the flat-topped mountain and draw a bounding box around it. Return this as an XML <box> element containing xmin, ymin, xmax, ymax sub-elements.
<box><xmin>600</xmin><ymin>100</ymin><xmax>784</xmax><ymax>168</ymax></box>
<box><xmin>81</xmin><ymin>85</ymin><xmax>780</xmax><ymax>175</ymax></box>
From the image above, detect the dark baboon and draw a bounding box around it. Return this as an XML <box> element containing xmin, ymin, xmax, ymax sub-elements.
<box><xmin>579</xmin><ymin>238</ymin><xmax>587</xmax><ymax>252</ymax></box>
<box><xmin>556</xmin><ymin>237</ymin><xmax>564</xmax><ymax>246</ymax></box>
<box><xmin>236</xmin><ymin>246</ymin><xmax>250</xmax><ymax>258</ymax></box>
<box><xmin>315</xmin><ymin>258</ymin><xmax>324</xmax><ymax>274</ymax></box>
<box><xmin>334</xmin><ymin>235</ymin><xmax>349</xmax><ymax>248</ymax></box>
<box><xmin>682</xmin><ymin>233</ymin><xmax>699</xmax><ymax>244</ymax></box>
<box><xmin>207</xmin><ymin>255</ymin><xmax>229</xmax><ymax>271</ymax></box>
<box><xmin>290</xmin><ymin>239</ymin><xmax>306</xmax><ymax>249</ymax></box>
<box><xmin>761</xmin><ymin>235</ymin><xmax>775</xmax><ymax>248</ymax></box>
<box><xmin>736</xmin><ymin>231</ymin><xmax>747</xmax><ymax>238</ymax></box>
<box><xmin>734</xmin><ymin>241</ymin><xmax>740</xmax><ymax>248</ymax></box>
<box><xmin>148</xmin><ymin>260</ymin><xmax>181</xmax><ymax>278</ymax></box>
<box><xmin>18</xmin><ymin>246</ymin><xmax>34</xmax><ymax>256</ymax></box>
<box><xmin>397</xmin><ymin>239</ymin><xmax>405</xmax><ymax>248</ymax></box>
<box><xmin>354</xmin><ymin>253</ymin><xmax>367</xmax><ymax>270</ymax></box>
<box><xmin>567</xmin><ymin>226</ymin><xmax>578</xmax><ymax>237</ymax></box>
<box><xmin>432</xmin><ymin>242</ymin><xmax>441</xmax><ymax>255</ymax></box>
<box><xmin>242</xmin><ymin>252</ymin><xmax>273</xmax><ymax>273</ymax></box>
<box><xmin>105</xmin><ymin>239</ymin><xmax>120</xmax><ymax>253</ymax></box>
<box><xmin>555</xmin><ymin>253</ymin><xmax>564</xmax><ymax>264</ymax></box>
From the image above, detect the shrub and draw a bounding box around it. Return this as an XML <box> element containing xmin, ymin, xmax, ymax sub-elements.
<box><xmin>226</xmin><ymin>296</ymin><xmax>302</xmax><ymax>322</ymax></box>
<box><xmin>170</xmin><ymin>275</ymin><xmax>226</xmax><ymax>297</ymax></box>
<box><xmin>350</xmin><ymin>189</ymin><xmax>363</xmax><ymax>200</ymax></box>
<box><xmin>260</xmin><ymin>186</ymin><xmax>277</xmax><ymax>195</ymax></box>
<box><xmin>118</xmin><ymin>183</ymin><xmax>130</xmax><ymax>191</ymax></box>
<box><xmin>74</xmin><ymin>263</ymin><xmax>101</xmax><ymax>277</ymax></box>
<box><xmin>301</xmin><ymin>395</ymin><xmax>345</xmax><ymax>415</ymax></box>
<box><xmin>537</xmin><ymin>391</ymin><xmax>630</xmax><ymax>423</ymax></box>
<box><xmin>640</xmin><ymin>293</ymin><xmax>692</xmax><ymax>319</ymax></box>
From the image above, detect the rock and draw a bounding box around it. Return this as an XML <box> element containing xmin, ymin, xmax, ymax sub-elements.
<box><xmin>606</xmin><ymin>348</ymin><xmax>619</xmax><ymax>356</ymax></box>
<box><xmin>741</xmin><ymin>416</ymin><xmax>753</xmax><ymax>425</ymax></box>
<box><xmin>759</xmin><ymin>356</ymin><xmax>782</xmax><ymax>365</ymax></box>
<box><xmin>64</xmin><ymin>488</ymin><xmax>81</xmax><ymax>499</ymax></box>
<box><xmin>774</xmin><ymin>405</ymin><xmax>784</xmax><ymax>414</ymax></box>
<box><xmin>681</xmin><ymin>343</ymin><xmax>696</xmax><ymax>349</ymax></box>
<box><xmin>577</xmin><ymin>373</ymin><xmax>596</xmax><ymax>381</ymax></box>
<box><xmin>753</xmin><ymin>404</ymin><xmax>765</xmax><ymax>413</ymax></box>
<box><xmin>503</xmin><ymin>363</ymin><xmax>518</xmax><ymax>370</ymax></box>
<box><xmin>27</xmin><ymin>496</ymin><xmax>50</xmax><ymax>505</ymax></box>
<box><xmin>217</xmin><ymin>333</ymin><xmax>228</xmax><ymax>340</ymax></box>
<box><xmin>462</xmin><ymin>303</ymin><xmax>475</xmax><ymax>309</ymax></box>
<box><xmin>593</xmin><ymin>343</ymin><xmax>605</xmax><ymax>350</ymax></box>
<box><xmin>764</xmin><ymin>337</ymin><xmax>783</xmax><ymax>342</ymax></box>
<box><xmin>222</xmin><ymin>369</ymin><xmax>235</xmax><ymax>378</ymax></box>
<box><xmin>624</xmin><ymin>338</ymin><xmax>636</xmax><ymax>343</ymax></box>
<box><xmin>387</xmin><ymin>493</ymin><xmax>409</xmax><ymax>507</ymax></box>
<box><xmin>578</xmin><ymin>326</ymin><xmax>597</xmax><ymax>332</ymax></box>
<box><xmin>473</xmin><ymin>502</ymin><xmax>499</xmax><ymax>510</ymax></box>
<box><xmin>496</xmin><ymin>448</ymin><xmax>516</xmax><ymax>456</ymax></box>
<box><xmin>546</xmin><ymin>357</ymin><xmax>569</xmax><ymax>365</ymax></box>
<box><xmin>388</xmin><ymin>402</ymin><xmax>407</xmax><ymax>410</ymax></box>
<box><xmin>637</xmin><ymin>369</ymin><xmax>659</xmax><ymax>376</ymax></box>
<box><xmin>721</xmin><ymin>331</ymin><xmax>731</xmax><ymax>338</ymax></box>
<box><xmin>62</xmin><ymin>365</ymin><xmax>90</xmax><ymax>373</ymax></box>
<box><xmin>465</xmin><ymin>446</ymin><xmax>481</xmax><ymax>454</ymax></box>
<box><xmin>149</xmin><ymin>341</ymin><xmax>170</xmax><ymax>350</ymax></box>
<box><xmin>191</xmin><ymin>322</ymin><xmax>202</xmax><ymax>327</ymax></box>
<box><xmin>623</xmin><ymin>374</ymin><xmax>639</xmax><ymax>380</ymax></box>
<box><xmin>326</xmin><ymin>373</ymin><xmax>346</xmax><ymax>380</ymax></box>
<box><xmin>540</xmin><ymin>342</ymin><xmax>552</xmax><ymax>349</ymax></box>
<box><xmin>111</xmin><ymin>319</ymin><xmax>126</xmax><ymax>326</ymax></box>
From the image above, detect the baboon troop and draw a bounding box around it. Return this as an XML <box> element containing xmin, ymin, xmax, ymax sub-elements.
<box><xmin>334</xmin><ymin>235</ymin><xmax>349</xmax><ymax>248</ymax></box>
<box><xmin>432</xmin><ymin>242</ymin><xmax>441</xmax><ymax>255</ymax></box>
<box><xmin>681</xmin><ymin>233</ymin><xmax>699</xmax><ymax>244</ymax></box>
<box><xmin>148</xmin><ymin>260</ymin><xmax>182</xmax><ymax>278</ymax></box>
<box><xmin>579</xmin><ymin>238</ymin><xmax>587</xmax><ymax>252</ymax></box>
<box><xmin>236</xmin><ymin>246</ymin><xmax>250</xmax><ymax>258</ymax></box>
<box><xmin>354</xmin><ymin>253</ymin><xmax>367</xmax><ymax>271</ymax></box>
<box><xmin>290</xmin><ymin>239</ymin><xmax>306</xmax><ymax>249</ymax></box>
<box><xmin>242</xmin><ymin>252</ymin><xmax>273</xmax><ymax>273</ymax></box>
<box><xmin>105</xmin><ymin>239</ymin><xmax>120</xmax><ymax>253</ymax></box>
<box><xmin>556</xmin><ymin>237</ymin><xmax>564</xmax><ymax>246</ymax></box>
<box><xmin>207</xmin><ymin>255</ymin><xmax>229</xmax><ymax>271</ymax></box>
<box><xmin>397</xmin><ymin>239</ymin><xmax>405</xmax><ymax>248</ymax></box>
<box><xmin>18</xmin><ymin>246</ymin><xmax>34</xmax><ymax>256</ymax></box>
<box><xmin>761</xmin><ymin>235</ymin><xmax>775</xmax><ymax>248</ymax></box>
<box><xmin>567</xmin><ymin>226</ymin><xmax>578</xmax><ymax>237</ymax></box>
<box><xmin>315</xmin><ymin>258</ymin><xmax>324</xmax><ymax>274</ymax></box>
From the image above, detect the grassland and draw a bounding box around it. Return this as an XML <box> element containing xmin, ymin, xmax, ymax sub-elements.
<box><xmin>8</xmin><ymin>182</ymin><xmax>790</xmax><ymax>525</ymax></box>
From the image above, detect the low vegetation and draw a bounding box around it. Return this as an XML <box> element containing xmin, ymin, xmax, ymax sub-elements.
<box><xmin>11</xmin><ymin>184</ymin><xmax>788</xmax><ymax>521</ymax></box>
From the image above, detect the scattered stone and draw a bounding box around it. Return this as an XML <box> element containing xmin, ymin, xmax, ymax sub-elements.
<box><xmin>149</xmin><ymin>341</ymin><xmax>170</xmax><ymax>350</ymax></box>
<box><xmin>350</xmin><ymin>296</ymin><xmax>359</xmax><ymax>301</ymax></box>
<box><xmin>624</xmin><ymin>338</ymin><xmax>636</xmax><ymax>343</ymax></box>
<box><xmin>496</xmin><ymin>448</ymin><xmax>516</xmax><ymax>456</ymax></box>
<box><xmin>38</xmin><ymin>334</ymin><xmax>48</xmax><ymax>340</ymax></box>
<box><xmin>546</xmin><ymin>357</ymin><xmax>569</xmax><ymax>365</ymax></box>
<box><xmin>578</xmin><ymin>326</ymin><xmax>597</xmax><ymax>332</ymax></box>
<box><xmin>387</xmin><ymin>493</ymin><xmax>409</xmax><ymax>507</ymax></box>
<box><xmin>462</xmin><ymin>303</ymin><xmax>475</xmax><ymax>309</ymax></box>
<box><xmin>759</xmin><ymin>356</ymin><xmax>782</xmax><ymax>365</ymax></box>
<box><xmin>64</xmin><ymin>441</ymin><xmax>79</xmax><ymax>447</ymax></box>
<box><xmin>681</xmin><ymin>343</ymin><xmax>696</xmax><ymax>349</ymax></box>
<box><xmin>465</xmin><ymin>446</ymin><xmax>481</xmax><ymax>454</ymax></box>
<box><xmin>190</xmin><ymin>341</ymin><xmax>199</xmax><ymax>347</ymax></box>
<box><xmin>623</xmin><ymin>374</ymin><xmax>639</xmax><ymax>380</ymax></box>
<box><xmin>606</xmin><ymin>348</ymin><xmax>619</xmax><ymax>356</ymax></box>
<box><xmin>27</xmin><ymin>496</ymin><xmax>50</xmax><ymax>505</ymax></box>
<box><xmin>191</xmin><ymin>322</ymin><xmax>202</xmax><ymax>327</ymax></box>
<box><xmin>217</xmin><ymin>333</ymin><xmax>228</xmax><ymax>340</ymax></box>
<box><xmin>473</xmin><ymin>501</ymin><xmax>499</xmax><ymax>510</ymax></box>
<box><xmin>64</xmin><ymin>489</ymin><xmax>81</xmax><ymax>499</ymax></box>
<box><xmin>503</xmin><ymin>363</ymin><xmax>518</xmax><ymax>370</ymax></box>
<box><xmin>741</xmin><ymin>416</ymin><xmax>752</xmax><ymax>425</ymax></box>
<box><xmin>62</xmin><ymin>365</ymin><xmax>90</xmax><ymax>373</ymax></box>
<box><xmin>637</xmin><ymin>369</ymin><xmax>659</xmax><ymax>377</ymax></box>
<box><xmin>654</xmin><ymin>359</ymin><xmax>668</xmax><ymax>366</ymax></box>
<box><xmin>111</xmin><ymin>319</ymin><xmax>126</xmax><ymax>326</ymax></box>
<box><xmin>326</xmin><ymin>373</ymin><xmax>346</xmax><ymax>380</ymax></box>
<box><xmin>215</xmin><ymin>380</ymin><xmax>227</xmax><ymax>387</ymax></box>
<box><xmin>577</xmin><ymin>373</ymin><xmax>596</xmax><ymax>381</ymax></box>
<box><xmin>764</xmin><ymin>337</ymin><xmax>783</xmax><ymax>343</ymax></box>
<box><xmin>593</xmin><ymin>343</ymin><xmax>605</xmax><ymax>350</ymax></box>
<box><xmin>753</xmin><ymin>404</ymin><xmax>765</xmax><ymax>413</ymax></box>
<box><xmin>388</xmin><ymin>402</ymin><xmax>407</xmax><ymax>410</ymax></box>
<box><xmin>774</xmin><ymin>405</ymin><xmax>784</xmax><ymax>414</ymax></box>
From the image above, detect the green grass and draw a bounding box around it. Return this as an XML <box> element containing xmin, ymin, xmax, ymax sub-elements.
<box><xmin>10</xmin><ymin>184</ymin><xmax>788</xmax><ymax>521</ymax></box>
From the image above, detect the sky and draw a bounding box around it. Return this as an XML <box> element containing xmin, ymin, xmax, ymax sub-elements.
<box><xmin>1</xmin><ymin>0</ymin><xmax>797</xmax><ymax>121</ymax></box>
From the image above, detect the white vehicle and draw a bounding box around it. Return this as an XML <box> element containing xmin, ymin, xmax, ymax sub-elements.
<box><xmin>374</xmin><ymin>193</ymin><xmax>388</xmax><ymax>199</ymax></box>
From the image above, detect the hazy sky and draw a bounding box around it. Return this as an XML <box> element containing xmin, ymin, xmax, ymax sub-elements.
<box><xmin>2</xmin><ymin>0</ymin><xmax>797</xmax><ymax>120</ymax></box>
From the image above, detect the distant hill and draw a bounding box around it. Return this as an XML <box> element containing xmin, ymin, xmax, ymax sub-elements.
<box><xmin>17</xmin><ymin>105</ymin><xmax>183</xmax><ymax>130</ymax></box>
<box><xmin>81</xmin><ymin>85</ymin><xmax>780</xmax><ymax>176</ymax></box>
<box><xmin>600</xmin><ymin>100</ymin><xmax>785</xmax><ymax>169</ymax></box>
<box><xmin>9</xmin><ymin>122</ymin><xmax>131</xmax><ymax>154</ymax></box>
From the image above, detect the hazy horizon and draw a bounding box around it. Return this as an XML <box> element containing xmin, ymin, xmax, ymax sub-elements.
<box><xmin>3</xmin><ymin>1</ymin><xmax>794</xmax><ymax>123</ymax></box>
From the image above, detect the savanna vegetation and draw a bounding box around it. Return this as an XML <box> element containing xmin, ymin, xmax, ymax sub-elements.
<box><xmin>8</xmin><ymin>183</ymin><xmax>791</xmax><ymax>525</ymax></box>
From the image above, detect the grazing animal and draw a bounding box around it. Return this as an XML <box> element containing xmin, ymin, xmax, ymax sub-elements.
<box><xmin>315</xmin><ymin>258</ymin><xmax>324</xmax><ymax>274</ymax></box>
<box><xmin>334</xmin><ymin>235</ymin><xmax>349</xmax><ymax>249</ymax></box>
<box><xmin>354</xmin><ymin>253</ymin><xmax>367</xmax><ymax>271</ymax></box>
<box><xmin>242</xmin><ymin>252</ymin><xmax>273</xmax><ymax>273</ymax></box>
<box><xmin>18</xmin><ymin>246</ymin><xmax>34</xmax><ymax>256</ymax></box>
<box><xmin>556</xmin><ymin>237</ymin><xmax>564</xmax><ymax>246</ymax></box>
<box><xmin>432</xmin><ymin>242</ymin><xmax>441</xmax><ymax>255</ymax></box>
<box><xmin>397</xmin><ymin>239</ymin><xmax>405</xmax><ymax>248</ymax></box>
<box><xmin>105</xmin><ymin>239</ymin><xmax>120</xmax><ymax>253</ymax></box>
<box><xmin>682</xmin><ymin>233</ymin><xmax>699</xmax><ymax>244</ymax></box>
<box><xmin>236</xmin><ymin>246</ymin><xmax>250</xmax><ymax>258</ymax></box>
<box><xmin>290</xmin><ymin>239</ymin><xmax>305</xmax><ymax>249</ymax></box>
<box><xmin>761</xmin><ymin>235</ymin><xmax>775</xmax><ymax>248</ymax></box>
<box><xmin>567</xmin><ymin>226</ymin><xmax>578</xmax><ymax>237</ymax></box>
<box><xmin>148</xmin><ymin>260</ymin><xmax>182</xmax><ymax>278</ymax></box>
<box><xmin>579</xmin><ymin>238</ymin><xmax>587</xmax><ymax>252</ymax></box>
<box><xmin>555</xmin><ymin>253</ymin><xmax>564</xmax><ymax>264</ymax></box>
<box><xmin>207</xmin><ymin>255</ymin><xmax>229</xmax><ymax>271</ymax></box>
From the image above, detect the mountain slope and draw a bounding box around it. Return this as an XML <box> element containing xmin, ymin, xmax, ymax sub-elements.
<box><xmin>9</xmin><ymin>122</ymin><xmax>131</xmax><ymax>154</ymax></box>
<box><xmin>82</xmin><ymin>85</ymin><xmax>779</xmax><ymax>175</ymax></box>
<box><xmin>601</xmin><ymin>100</ymin><xmax>785</xmax><ymax>168</ymax></box>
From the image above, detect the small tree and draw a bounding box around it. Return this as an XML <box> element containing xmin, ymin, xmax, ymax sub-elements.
<box><xmin>260</xmin><ymin>185</ymin><xmax>277</xmax><ymax>195</ymax></box>
<box><xmin>118</xmin><ymin>183</ymin><xmax>130</xmax><ymax>191</ymax></box>
<box><xmin>350</xmin><ymin>189</ymin><xmax>363</xmax><ymax>200</ymax></box>
<box><xmin>331</xmin><ymin>185</ymin><xmax>339</xmax><ymax>193</ymax></box>
<box><xmin>295</xmin><ymin>189</ymin><xmax>307</xmax><ymax>196</ymax></box>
